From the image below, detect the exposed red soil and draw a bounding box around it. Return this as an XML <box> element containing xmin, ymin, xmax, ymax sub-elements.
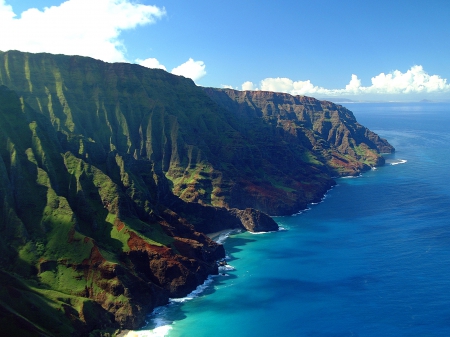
<box><xmin>127</xmin><ymin>231</ymin><xmax>171</xmax><ymax>256</ymax></box>
<box><xmin>115</xmin><ymin>219</ymin><xmax>126</xmax><ymax>232</ymax></box>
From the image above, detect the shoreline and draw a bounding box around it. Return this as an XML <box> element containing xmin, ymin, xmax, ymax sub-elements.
<box><xmin>207</xmin><ymin>228</ymin><xmax>241</xmax><ymax>244</ymax></box>
<box><xmin>118</xmin><ymin>229</ymin><xmax>239</xmax><ymax>337</ymax></box>
<box><xmin>206</xmin><ymin>229</ymin><xmax>233</xmax><ymax>241</ymax></box>
<box><xmin>115</xmin><ymin>177</ymin><xmax>360</xmax><ymax>337</ymax></box>
<box><xmin>117</xmin><ymin>188</ymin><xmax>341</xmax><ymax>337</ymax></box>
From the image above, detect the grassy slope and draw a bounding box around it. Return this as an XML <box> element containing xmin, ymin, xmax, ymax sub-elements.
<box><xmin>0</xmin><ymin>85</ymin><xmax>184</xmax><ymax>336</ymax></box>
<box><xmin>0</xmin><ymin>85</ymin><xmax>93</xmax><ymax>335</ymax></box>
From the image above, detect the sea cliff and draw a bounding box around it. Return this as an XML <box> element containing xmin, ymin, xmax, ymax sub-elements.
<box><xmin>0</xmin><ymin>50</ymin><xmax>393</xmax><ymax>335</ymax></box>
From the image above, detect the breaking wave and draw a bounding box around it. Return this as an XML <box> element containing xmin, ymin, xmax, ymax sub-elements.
<box><xmin>126</xmin><ymin>275</ymin><xmax>220</xmax><ymax>337</ymax></box>
<box><xmin>388</xmin><ymin>159</ymin><xmax>407</xmax><ymax>165</ymax></box>
<box><xmin>214</xmin><ymin>229</ymin><xmax>242</xmax><ymax>244</ymax></box>
<box><xmin>169</xmin><ymin>276</ymin><xmax>216</xmax><ymax>303</ymax></box>
<box><xmin>219</xmin><ymin>264</ymin><xmax>235</xmax><ymax>273</ymax></box>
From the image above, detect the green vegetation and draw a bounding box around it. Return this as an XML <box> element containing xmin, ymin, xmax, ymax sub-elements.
<box><xmin>301</xmin><ymin>150</ymin><xmax>323</xmax><ymax>166</ymax></box>
<box><xmin>0</xmin><ymin>50</ymin><xmax>394</xmax><ymax>335</ymax></box>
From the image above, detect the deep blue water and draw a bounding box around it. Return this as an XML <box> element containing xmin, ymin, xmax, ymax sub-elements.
<box><xmin>129</xmin><ymin>103</ymin><xmax>450</xmax><ymax>337</ymax></box>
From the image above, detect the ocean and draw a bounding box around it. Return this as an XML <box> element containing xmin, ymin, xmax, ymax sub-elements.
<box><xmin>127</xmin><ymin>102</ymin><xmax>450</xmax><ymax>337</ymax></box>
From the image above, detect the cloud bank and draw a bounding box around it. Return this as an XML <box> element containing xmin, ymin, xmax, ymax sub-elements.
<box><xmin>1</xmin><ymin>2</ymin><xmax>447</xmax><ymax>93</ymax></box>
<box><xmin>243</xmin><ymin>66</ymin><xmax>450</xmax><ymax>99</ymax></box>
<box><xmin>0</xmin><ymin>0</ymin><xmax>165</xmax><ymax>62</ymax></box>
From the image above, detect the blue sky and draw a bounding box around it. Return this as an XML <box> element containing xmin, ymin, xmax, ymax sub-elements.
<box><xmin>1</xmin><ymin>0</ymin><xmax>449</xmax><ymax>101</ymax></box>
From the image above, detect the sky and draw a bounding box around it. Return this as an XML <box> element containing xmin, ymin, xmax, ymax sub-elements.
<box><xmin>0</xmin><ymin>0</ymin><xmax>449</xmax><ymax>101</ymax></box>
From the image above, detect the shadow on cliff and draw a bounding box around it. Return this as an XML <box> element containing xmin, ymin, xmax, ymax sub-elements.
<box><xmin>0</xmin><ymin>266</ymin><xmax>78</xmax><ymax>336</ymax></box>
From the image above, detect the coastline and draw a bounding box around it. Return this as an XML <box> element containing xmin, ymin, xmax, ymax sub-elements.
<box><xmin>114</xmin><ymin>168</ymin><xmax>383</xmax><ymax>337</ymax></box>
<box><xmin>113</xmin><ymin>105</ymin><xmax>429</xmax><ymax>337</ymax></box>
<box><xmin>118</xmin><ymin>229</ymin><xmax>239</xmax><ymax>337</ymax></box>
<box><xmin>206</xmin><ymin>229</ymin><xmax>233</xmax><ymax>240</ymax></box>
<box><xmin>115</xmin><ymin>167</ymin><xmax>383</xmax><ymax>337</ymax></box>
<box><xmin>117</xmin><ymin>184</ymin><xmax>349</xmax><ymax>337</ymax></box>
<box><xmin>206</xmin><ymin>228</ymin><xmax>240</xmax><ymax>243</ymax></box>
<box><xmin>0</xmin><ymin>51</ymin><xmax>399</xmax><ymax>337</ymax></box>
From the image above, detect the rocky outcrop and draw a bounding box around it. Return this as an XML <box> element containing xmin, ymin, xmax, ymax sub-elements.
<box><xmin>230</xmin><ymin>208</ymin><xmax>279</xmax><ymax>232</ymax></box>
<box><xmin>164</xmin><ymin>197</ymin><xmax>278</xmax><ymax>233</ymax></box>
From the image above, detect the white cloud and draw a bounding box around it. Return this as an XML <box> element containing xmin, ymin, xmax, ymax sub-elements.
<box><xmin>0</xmin><ymin>1</ymin><xmax>14</xmax><ymax>21</ymax></box>
<box><xmin>367</xmin><ymin>66</ymin><xmax>449</xmax><ymax>94</ymax></box>
<box><xmin>137</xmin><ymin>57</ymin><xmax>211</xmax><ymax>83</ymax></box>
<box><xmin>345</xmin><ymin>74</ymin><xmax>362</xmax><ymax>94</ymax></box>
<box><xmin>221</xmin><ymin>84</ymin><xmax>234</xmax><ymax>89</ymax></box>
<box><xmin>0</xmin><ymin>1</ymin><xmax>211</xmax><ymax>82</ymax></box>
<box><xmin>242</xmin><ymin>81</ymin><xmax>255</xmax><ymax>91</ymax></box>
<box><xmin>0</xmin><ymin>0</ymin><xmax>165</xmax><ymax>62</ymax></box>
<box><xmin>260</xmin><ymin>78</ymin><xmax>293</xmax><ymax>93</ymax></box>
<box><xmin>258</xmin><ymin>78</ymin><xmax>328</xmax><ymax>96</ymax></box>
<box><xmin>137</xmin><ymin>57</ymin><xmax>167</xmax><ymax>70</ymax></box>
<box><xmin>244</xmin><ymin>66</ymin><xmax>450</xmax><ymax>98</ymax></box>
<box><xmin>171</xmin><ymin>58</ymin><xmax>206</xmax><ymax>82</ymax></box>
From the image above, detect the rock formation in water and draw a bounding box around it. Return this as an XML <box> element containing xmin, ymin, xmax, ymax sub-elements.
<box><xmin>0</xmin><ymin>50</ymin><xmax>394</xmax><ymax>336</ymax></box>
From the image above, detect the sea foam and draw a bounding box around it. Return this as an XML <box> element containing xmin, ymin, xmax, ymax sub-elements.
<box><xmin>249</xmin><ymin>230</ymin><xmax>277</xmax><ymax>235</ymax></box>
<box><xmin>219</xmin><ymin>264</ymin><xmax>235</xmax><ymax>272</ymax></box>
<box><xmin>170</xmin><ymin>275</ymin><xmax>216</xmax><ymax>303</ymax></box>
<box><xmin>124</xmin><ymin>314</ymin><xmax>172</xmax><ymax>337</ymax></box>
<box><xmin>341</xmin><ymin>174</ymin><xmax>362</xmax><ymax>179</ymax></box>
<box><xmin>389</xmin><ymin>159</ymin><xmax>407</xmax><ymax>165</ymax></box>
<box><xmin>213</xmin><ymin>229</ymin><xmax>242</xmax><ymax>244</ymax></box>
<box><xmin>127</xmin><ymin>275</ymin><xmax>221</xmax><ymax>336</ymax></box>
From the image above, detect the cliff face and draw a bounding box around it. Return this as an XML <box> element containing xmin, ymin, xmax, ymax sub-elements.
<box><xmin>0</xmin><ymin>84</ymin><xmax>232</xmax><ymax>335</ymax></box>
<box><xmin>203</xmin><ymin>89</ymin><xmax>394</xmax><ymax>173</ymax></box>
<box><xmin>0</xmin><ymin>50</ymin><xmax>393</xmax><ymax>335</ymax></box>
<box><xmin>202</xmin><ymin>88</ymin><xmax>394</xmax><ymax>213</ymax></box>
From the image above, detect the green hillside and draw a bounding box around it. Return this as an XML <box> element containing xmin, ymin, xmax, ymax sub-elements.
<box><xmin>0</xmin><ymin>50</ymin><xmax>393</xmax><ymax>335</ymax></box>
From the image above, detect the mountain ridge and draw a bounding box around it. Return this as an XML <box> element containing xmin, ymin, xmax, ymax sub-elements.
<box><xmin>0</xmin><ymin>50</ymin><xmax>393</xmax><ymax>335</ymax></box>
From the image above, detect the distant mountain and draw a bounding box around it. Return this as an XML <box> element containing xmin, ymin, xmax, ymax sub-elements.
<box><xmin>0</xmin><ymin>50</ymin><xmax>394</xmax><ymax>335</ymax></box>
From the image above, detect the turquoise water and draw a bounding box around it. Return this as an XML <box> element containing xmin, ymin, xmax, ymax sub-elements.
<box><xmin>131</xmin><ymin>103</ymin><xmax>450</xmax><ymax>337</ymax></box>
